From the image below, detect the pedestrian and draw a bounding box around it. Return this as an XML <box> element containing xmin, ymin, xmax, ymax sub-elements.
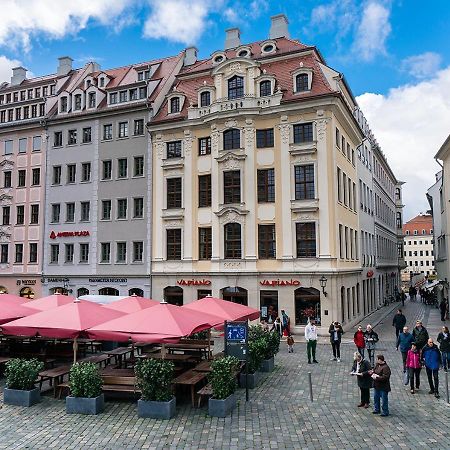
<box><xmin>370</xmin><ymin>354</ymin><xmax>391</xmax><ymax>417</ymax></box>
<box><xmin>353</xmin><ymin>325</ymin><xmax>366</xmax><ymax>358</ymax></box>
<box><xmin>439</xmin><ymin>299</ymin><xmax>448</xmax><ymax>322</ymax></box>
<box><xmin>412</xmin><ymin>320</ymin><xmax>429</xmax><ymax>351</ymax></box>
<box><xmin>364</xmin><ymin>324</ymin><xmax>379</xmax><ymax>367</ymax></box>
<box><xmin>351</xmin><ymin>352</ymin><xmax>372</xmax><ymax>408</ymax></box>
<box><xmin>406</xmin><ymin>342</ymin><xmax>422</xmax><ymax>394</ymax></box>
<box><xmin>281</xmin><ymin>309</ymin><xmax>290</xmax><ymax>336</ymax></box>
<box><xmin>421</xmin><ymin>338</ymin><xmax>442</xmax><ymax>398</ymax></box>
<box><xmin>437</xmin><ymin>326</ymin><xmax>450</xmax><ymax>372</ymax></box>
<box><xmin>287</xmin><ymin>334</ymin><xmax>294</xmax><ymax>353</ymax></box>
<box><xmin>401</xmin><ymin>290</ymin><xmax>406</xmax><ymax>307</ymax></box>
<box><xmin>397</xmin><ymin>326</ymin><xmax>414</xmax><ymax>372</ymax></box>
<box><xmin>305</xmin><ymin>318</ymin><xmax>319</xmax><ymax>364</ymax></box>
<box><xmin>271</xmin><ymin>317</ymin><xmax>283</xmax><ymax>337</ymax></box>
<box><xmin>329</xmin><ymin>321</ymin><xmax>344</xmax><ymax>362</ymax></box>
<box><xmin>392</xmin><ymin>309</ymin><xmax>407</xmax><ymax>340</ymax></box>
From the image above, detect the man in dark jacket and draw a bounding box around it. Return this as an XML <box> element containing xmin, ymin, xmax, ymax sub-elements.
<box><xmin>392</xmin><ymin>309</ymin><xmax>407</xmax><ymax>340</ymax></box>
<box><xmin>437</xmin><ymin>326</ymin><xmax>450</xmax><ymax>371</ymax></box>
<box><xmin>397</xmin><ymin>326</ymin><xmax>414</xmax><ymax>371</ymax></box>
<box><xmin>422</xmin><ymin>338</ymin><xmax>442</xmax><ymax>398</ymax></box>
<box><xmin>412</xmin><ymin>320</ymin><xmax>429</xmax><ymax>350</ymax></box>
<box><xmin>440</xmin><ymin>299</ymin><xmax>448</xmax><ymax>322</ymax></box>
<box><xmin>370</xmin><ymin>354</ymin><xmax>391</xmax><ymax>417</ymax></box>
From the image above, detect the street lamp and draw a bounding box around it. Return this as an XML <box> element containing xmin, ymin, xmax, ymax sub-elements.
<box><xmin>319</xmin><ymin>275</ymin><xmax>328</xmax><ymax>297</ymax></box>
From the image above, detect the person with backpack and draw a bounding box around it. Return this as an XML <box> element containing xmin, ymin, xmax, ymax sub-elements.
<box><xmin>421</xmin><ymin>338</ymin><xmax>442</xmax><ymax>399</ymax></box>
<box><xmin>329</xmin><ymin>321</ymin><xmax>344</xmax><ymax>362</ymax></box>
<box><xmin>437</xmin><ymin>326</ymin><xmax>450</xmax><ymax>372</ymax></box>
<box><xmin>351</xmin><ymin>352</ymin><xmax>372</xmax><ymax>408</ymax></box>
<box><xmin>364</xmin><ymin>324</ymin><xmax>379</xmax><ymax>367</ymax></box>
<box><xmin>406</xmin><ymin>342</ymin><xmax>422</xmax><ymax>394</ymax></box>
<box><xmin>353</xmin><ymin>325</ymin><xmax>366</xmax><ymax>358</ymax></box>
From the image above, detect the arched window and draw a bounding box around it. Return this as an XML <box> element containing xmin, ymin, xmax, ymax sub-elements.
<box><xmin>0</xmin><ymin>286</ymin><xmax>8</xmax><ymax>294</ymax></box>
<box><xmin>129</xmin><ymin>288</ymin><xmax>144</xmax><ymax>297</ymax></box>
<box><xmin>224</xmin><ymin>223</ymin><xmax>241</xmax><ymax>259</ymax></box>
<box><xmin>200</xmin><ymin>91</ymin><xmax>211</xmax><ymax>107</ymax></box>
<box><xmin>170</xmin><ymin>97</ymin><xmax>180</xmax><ymax>113</ymax></box>
<box><xmin>77</xmin><ymin>288</ymin><xmax>89</xmax><ymax>297</ymax></box>
<box><xmin>228</xmin><ymin>76</ymin><xmax>244</xmax><ymax>99</ymax></box>
<box><xmin>222</xmin><ymin>286</ymin><xmax>248</xmax><ymax>305</ymax></box>
<box><xmin>99</xmin><ymin>287</ymin><xmax>119</xmax><ymax>296</ymax></box>
<box><xmin>294</xmin><ymin>287</ymin><xmax>321</xmax><ymax>325</ymax></box>
<box><xmin>260</xmin><ymin>80</ymin><xmax>271</xmax><ymax>97</ymax></box>
<box><xmin>223</xmin><ymin>128</ymin><xmax>240</xmax><ymax>150</ymax></box>
<box><xmin>163</xmin><ymin>286</ymin><xmax>183</xmax><ymax>305</ymax></box>
<box><xmin>19</xmin><ymin>287</ymin><xmax>35</xmax><ymax>299</ymax></box>
<box><xmin>295</xmin><ymin>74</ymin><xmax>309</xmax><ymax>92</ymax></box>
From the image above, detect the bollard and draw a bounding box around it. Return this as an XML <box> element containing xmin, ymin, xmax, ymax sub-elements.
<box><xmin>308</xmin><ymin>371</ymin><xmax>313</xmax><ymax>402</ymax></box>
<box><xmin>446</xmin><ymin>371</ymin><xmax>449</xmax><ymax>404</ymax></box>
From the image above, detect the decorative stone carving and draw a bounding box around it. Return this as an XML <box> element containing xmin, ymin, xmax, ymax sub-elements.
<box><xmin>183</xmin><ymin>130</ymin><xmax>193</xmax><ymax>157</ymax></box>
<box><xmin>244</xmin><ymin>126</ymin><xmax>254</xmax><ymax>148</ymax></box>
<box><xmin>279</xmin><ymin>124</ymin><xmax>290</xmax><ymax>144</ymax></box>
<box><xmin>211</xmin><ymin>131</ymin><xmax>219</xmax><ymax>152</ymax></box>
<box><xmin>224</xmin><ymin>119</ymin><xmax>237</xmax><ymax>128</ymax></box>
<box><xmin>165</xmin><ymin>220</ymin><xmax>183</xmax><ymax>228</ymax></box>
<box><xmin>316</xmin><ymin>119</ymin><xmax>328</xmax><ymax>141</ymax></box>
<box><xmin>291</xmin><ymin>154</ymin><xmax>315</xmax><ymax>164</ymax></box>
<box><xmin>0</xmin><ymin>194</ymin><xmax>13</xmax><ymax>206</ymax></box>
<box><xmin>0</xmin><ymin>159</ymin><xmax>14</xmax><ymax>168</ymax></box>
<box><xmin>215</xmin><ymin>206</ymin><xmax>248</xmax><ymax>224</ymax></box>
<box><xmin>216</xmin><ymin>152</ymin><xmax>246</xmax><ymax>170</ymax></box>
<box><xmin>0</xmin><ymin>226</ymin><xmax>11</xmax><ymax>242</ymax></box>
<box><xmin>154</xmin><ymin>134</ymin><xmax>165</xmax><ymax>159</ymax></box>
<box><xmin>223</xmin><ymin>261</ymin><xmax>242</xmax><ymax>269</ymax></box>
<box><xmin>228</xmin><ymin>63</ymin><xmax>242</xmax><ymax>73</ymax></box>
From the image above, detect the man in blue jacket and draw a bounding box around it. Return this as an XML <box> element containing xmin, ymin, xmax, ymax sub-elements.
<box><xmin>397</xmin><ymin>326</ymin><xmax>414</xmax><ymax>372</ymax></box>
<box><xmin>422</xmin><ymin>338</ymin><xmax>442</xmax><ymax>398</ymax></box>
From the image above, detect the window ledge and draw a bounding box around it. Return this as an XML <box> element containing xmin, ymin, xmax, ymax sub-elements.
<box><xmin>290</xmin><ymin>199</ymin><xmax>319</xmax><ymax>214</ymax></box>
<box><xmin>289</xmin><ymin>142</ymin><xmax>317</xmax><ymax>154</ymax></box>
<box><xmin>162</xmin><ymin>208</ymin><xmax>185</xmax><ymax>221</ymax></box>
<box><xmin>162</xmin><ymin>157</ymin><xmax>184</xmax><ymax>170</ymax></box>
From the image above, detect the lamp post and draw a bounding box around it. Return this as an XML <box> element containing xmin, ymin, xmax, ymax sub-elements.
<box><xmin>319</xmin><ymin>275</ymin><xmax>328</xmax><ymax>297</ymax></box>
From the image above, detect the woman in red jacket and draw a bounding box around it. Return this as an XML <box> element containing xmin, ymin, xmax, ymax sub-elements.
<box><xmin>406</xmin><ymin>342</ymin><xmax>421</xmax><ymax>394</ymax></box>
<box><xmin>354</xmin><ymin>325</ymin><xmax>366</xmax><ymax>358</ymax></box>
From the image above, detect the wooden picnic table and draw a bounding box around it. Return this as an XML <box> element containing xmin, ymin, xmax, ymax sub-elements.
<box><xmin>100</xmin><ymin>367</ymin><xmax>135</xmax><ymax>377</ymax></box>
<box><xmin>136</xmin><ymin>353</ymin><xmax>192</xmax><ymax>362</ymax></box>
<box><xmin>38</xmin><ymin>365</ymin><xmax>71</xmax><ymax>397</ymax></box>
<box><xmin>103</xmin><ymin>347</ymin><xmax>132</xmax><ymax>368</ymax></box>
<box><xmin>80</xmin><ymin>354</ymin><xmax>110</xmax><ymax>368</ymax></box>
<box><xmin>193</xmin><ymin>360</ymin><xmax>212</xmax><ymax>372</ymax></box>
<box><xmin>172</xmin><ymin>369</ymin><xmax>208</xmax><ymax>407</ymax></box>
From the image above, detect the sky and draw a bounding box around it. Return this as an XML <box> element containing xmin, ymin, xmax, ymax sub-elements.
<box><xmin>0</xmin><ymin>0</ymin><xmax>449</xmax><ymax>220</ymax></box>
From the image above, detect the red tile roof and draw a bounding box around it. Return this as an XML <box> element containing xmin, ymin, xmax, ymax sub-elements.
<box><xmin>403</xmin><ymin>215</ymin><xmax>433</xmax><ymax>236</ymax></box>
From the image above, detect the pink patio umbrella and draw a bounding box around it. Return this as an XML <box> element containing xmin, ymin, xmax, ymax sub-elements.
<box><xmin>0</xmin><ymin>293</ymin><xmax>27</xmax><ymax>305</ymax></box>
<box><xmin>26</xmin><ymin>293</ymin><xmax>76</xmax><ymax>311</ymax></box>
<box><xmin>2</xmin><ymin>300</ymin><xmax>126</xmax><ymax>362</ymax></box>
<box><xmin>87</xmin><ymin>302</ymin><xmax>222</xmax><ymax>345</ymax></box>
<box><xmin>183</xmin><ymin>296</ymin><xmax>260</xmax><ymax>323</ymax></box>
<box><xmin>104</xmin><ymin>296</ymin><xmax>159</xmax><ymax>314</ymax></box>
<box><xmin>0</xmin><ymin>302</ymin><xmax>39</xmax><ymax>325</ymax></box>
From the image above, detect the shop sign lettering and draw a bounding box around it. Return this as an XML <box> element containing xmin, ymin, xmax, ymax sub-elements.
<box><xmin>259</xmin><ymin>279</ymin><xmax>301</xmax><ymax>287</ymax></box>
<box><xmin>50</xmin><ymin>231</ymin><xmax>90</xmax><ymax>239</ymax></box>
<box><xmin>45</xmin><ymin>277</ymin><xmax>70</xmax><ymax>283</ymax></box>
<box><xmin>16</xmin><ymin>279</ymin><xmax>37</xmax><ymax>286</ymax></box>
<box><xmin>88</xmin><ymin>278</ymin><xmax>127</xmax><ymax>283</ymax></box>
<box><xmin>177</xmin><ymin>279</ymin><xmax>211</xmax><ymax>286</ymax></box>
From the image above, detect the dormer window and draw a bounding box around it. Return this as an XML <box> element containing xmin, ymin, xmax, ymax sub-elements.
<box><xmin>236</xmin><ymin>46</ymin><xmax>251</xmax><ymax>58</ymax></box>
<box><xmin>119</xmin><ymin>91</ymin><xmax>127</xmax><ymax>103</ymax></box>
<box><xmin>138</xmin><ymin>70</ymin><xmax>151</xmax><ymax>81</ymax></box>
<box><xmin>260</xmin><ymin>80</ymin><xmax>272</xmax><ymax>97</ymax></box>
<box><xmin>170</xmin><ymin>97</ymin><xmax>180</xmax><ymax>113</ymax></box>
<box><xmin>200</xmin><ymin>91</ymin><xmax>211</xmax><ymax>107</ymax></box>
<box><xmin>296</xmin><ymin>74</ymin><xmax>309</xmax><ymax>92</ymax></box>
<box><xmin>86</xmin><ymin>80</ymin><xmax>91</xmax><ymax>88</ymax></box>
<box><xmin>130</xmin><ymin>88</ymin><xmax>137</xmax><ymax>101</ymax></box>
<box><xmin>74</xmin><ymin>94</ymin><xmax>82</xmax><ymax>110</ymax></box>
<box><xmin>88</xmin><ymin>92</ymin><xmax>96</xmax><ymax>108</ymax></box>
<box><xmin>110</xmin><ymin>93</ymin><xmax>117</xmax><ymax>104</ymax></box>
<box><xmin>261</xmin><ymin>41</ymin><xmax>277</xmax><ymax>54</ymax></box>
<box><xmin>60</xmin><ymin>97</ymin><xmax>68</xmax><ymax>113</ymax></box>
<box><xmin>99</xmin><ymin>77</ymin><xmax>104</xmax><ymax>87</ymax></box>
<box><xmin>228</xmin><ymin>76</ymin><xmax>244</xmax><ymax>99</ymax></box>
<box><xmin>213</xmin><ymin>55</ymin><xmax>225</xmax><ymax>64</ymax></box>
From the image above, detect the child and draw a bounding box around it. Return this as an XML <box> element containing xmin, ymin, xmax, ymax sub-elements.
<box><xmin>287</xmin><ymin>334</ymin><xmax>295</xmax><ymax>353</ymax></box>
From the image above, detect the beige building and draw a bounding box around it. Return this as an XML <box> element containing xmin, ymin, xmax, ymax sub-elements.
<box><xmin>148</xmin><ymin>16</ymin><xmax>388</xmax><ymax>331</ymax></box>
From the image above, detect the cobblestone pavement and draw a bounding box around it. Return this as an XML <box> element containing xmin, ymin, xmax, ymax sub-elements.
<box><xmin>1</xmin><ymin>300</ymin><xmax>449</xmax><ymax>450</ymax></box>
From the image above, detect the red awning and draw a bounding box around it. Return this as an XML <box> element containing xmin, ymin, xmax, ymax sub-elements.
<box><xmin>104</xmin><ymin>296</ymin><xmax>159</xmax><ymax>314</ymax></box>
<box><xmin>0</xmin><ymin>302</ymin><xmax>39</xmax><ymax>325</ymax></box>
<box><xmin>87</xmin><ymin>302</ymin><xmax>221</xmax><ymax>342</ymax></box>
<box><xmin>183</xmin><ymin>296</ymin><xmax>260</xmax><ymax>323</ymax></box>
<box><xmin>1</xmin><ymin>300</ymin><xmax>125</xmax><ymax>339</ymax></box>
<box><xmin>26</xmin><ymin>293</ymin><xmax>76</xmax><ymax>311</ymax></box>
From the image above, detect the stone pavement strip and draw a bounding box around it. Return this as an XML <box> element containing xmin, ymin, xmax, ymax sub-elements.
<box><xmin>1</xmin><ymin>301</ymin><xmax>450</xmax><ymax>450</ymax></box>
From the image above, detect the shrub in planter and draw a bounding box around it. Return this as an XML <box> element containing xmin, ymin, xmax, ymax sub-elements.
<box><xmin>208</xmin><ymin>356</ymin><xmax>239</xmax><ymax>417</ymax></box>
<box><xmin>135</xmin><ymin>358</ymin><xmax>175</xmax><ymax>419</ymax></box>
<box><xmin>188</xmin><ymin>330</ymin><xmax>209</xmax><ymax>340</ymax></box>
<box><xmin>265</xmin><ymin>330</ymin><xmax>280</xmax><ymax>359</ymax></box>
<box><xmin>66</xmin><ymin>362</ymin><xmax>104</xmax><ymax>415</ymax></box>
<box><xmin>4</xmin><ymin>358</ymin><xmax>43</xmax><ymax>407</ymax></box>
<box><xmin>247</xmin><ymin>338</ymin><xmax>266</xmax><ymax>374</ymax></box>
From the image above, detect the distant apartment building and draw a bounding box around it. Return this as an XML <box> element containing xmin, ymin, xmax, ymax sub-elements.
<box><xmin>401</xmin><ymin>214</ymin><xmax>435</xmax><ymax>280</ymax></box>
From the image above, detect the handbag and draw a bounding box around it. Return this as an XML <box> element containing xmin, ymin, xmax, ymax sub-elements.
<box><xmin>403</xmin><ymin>370</ymin><xmax>409</xmax><ymax>385</ymax></box>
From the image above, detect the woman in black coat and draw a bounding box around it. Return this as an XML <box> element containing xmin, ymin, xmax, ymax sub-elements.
<box><xmin>329</xmin><ymin>321</ymin><xmax>344</xmax><ymax>362</ymax></box>
<box><xmin>351</xmin><ymin>352</ymin><xmax>372</xmax><ymax>408</ymax></box>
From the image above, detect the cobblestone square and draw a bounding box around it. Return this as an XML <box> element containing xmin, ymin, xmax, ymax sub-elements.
<box><xmin>1</xmin><ymin>301</ymin><xmax>449</xmax><ymax>449</ymax></box>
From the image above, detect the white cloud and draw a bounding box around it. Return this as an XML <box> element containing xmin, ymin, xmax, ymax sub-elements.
<box><xmin>353</xmin><ymin>1</ymin><xmax>391</xmax><ymax>61</ymax></box>
<box><xmin>143</xmin><ymin>0</ymin><xmax>212</xmax><ymax>45</ymax></box>
<box><xmin>356</xmin><ymin>66</ymin><xmax>450</xmax><ymax>220</ymax></box>
<box><xmin>0</xmin><ymin>55</ymin><xmax>22</xmax><ymax>84</ymax></box>
<box><xmin>0</xmin><ymin>0</ymin><xmax>134</xmax><ymax>51</ymax></box>
<box><xmin>401</xmin><ymin>52</ymin><xmax>442</xmax><ymax>79</ymax></box>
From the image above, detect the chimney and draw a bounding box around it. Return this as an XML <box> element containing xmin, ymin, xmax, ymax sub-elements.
<box><xmin>183</xmin><ymin>47</ymin><xmax>198</xmax><ymax>66</ymax></box>
<box><xmin>57</xmin><ymin>56</ymin><xmax>73</xmax><ymax>76</ymax></box>
<box><xmin>224</xmin><ymin>28</ymin><xmax>240</xmax><ymax>50</ymax></box>
<box><xmin>10</xmin><ymin>67</ymin><xmax>27</xmax><ymax>86</ymax></box>
<box><xmin>269</xmin><ymin>14</ymin><xmax>290</xmax><ymax>39</ymax></box>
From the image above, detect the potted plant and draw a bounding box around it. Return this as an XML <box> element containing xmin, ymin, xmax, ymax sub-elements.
<box><xmin>135</xmin><ymin>358</ymin><xmax>175</xmax><ymax>419</ymax></box>
<box><xmin>260</xmin><ymin>330</ymin><xmax>280</xmax><ymax>373</ymax></box>
<box><xmin>240</xmin><ymin>338</ymin><xmax>265</xmax><ymax>389</ymax></box>
<box><xmin>66</xmin><ymin>362</ymin><xmax>104</xmax><ymax>415</ymax></box>
<box><xmin>208</xmin><ymin>356</ymin><xmax>239</xmax><ymax>417</ymax></box>
<box><xmin>4</xmin><ymin>358</ymin><xmax>43</xmax><ymax>407</ymax></box>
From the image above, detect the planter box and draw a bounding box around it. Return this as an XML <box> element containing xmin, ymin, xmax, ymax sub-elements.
<box><xmin>260</xmin><ymin>357</ymin><xmax>274</xmax><ymax>373</ymax></box>
<box><xmin>239</xmin><ymin>371</ymin><xmax>261</xmax><ymax>389</ymax></box>
<box><xmin>3</xmin><ymin>387</ymin><xmax>40</xmax><ymax>407</ymax></box>
<box><xmin>66</xmin><ymin>394</ymin><xmax>105</xmax><ymax>415</ymax></box>
<box><xmin>138</xmin><ymin>397</ymin><xmax>176</xmax><ymax>419</ymax></box>
<box><xmin>208</xmin><ymin>394</ymin><xmax>237</xmax><ymax>418</ymax></box>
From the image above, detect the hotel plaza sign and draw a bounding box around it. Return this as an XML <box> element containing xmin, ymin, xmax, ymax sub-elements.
<box><xmin>259</xmin><ymin>279</ymin><xmax>301</xmax><ymax>287</ymax></box>
<box><xmin>50</xmin><ymin>231</ymin><xmax>90</xmax><ymax>239</ymax></box>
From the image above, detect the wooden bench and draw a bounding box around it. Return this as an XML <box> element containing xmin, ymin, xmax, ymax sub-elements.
<box><xmin>173</xmin><ymin>370</ymin><xmax>207</xmax><ymax>407</ymax></box>
<box><xmin>101</xmin><ymin>375</ymin><xmax>141</xmax><ymax>395</ymax></box>
<box><xmin>196</xmin><ymin>383</ymin><xmax>212</xmax><ymax>407</ymax></box>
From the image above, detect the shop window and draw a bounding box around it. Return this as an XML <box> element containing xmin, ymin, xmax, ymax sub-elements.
<box><xmin>77</xmin><ymin>288</ymin><xmax>89</xmax><ymax>297</ymax></box>
<box><xmin>19</xmin><ymin>287</ymin><xmax>35</xmax><ymax>299</ymax></box>
<box><xmin>164</xmin><ymin>286</ymin><xmax>183</xmax><ymax>305</ymax></box>
<box><xmin>221</xmin><ymin>286</ymin><xmax>248</xmax><ymax>305</ymax></box>
<box><xmin>197</xmin><ymin>290</ymin><xmax>212</xmax><ymax>299</ymax></box>
<box><xmin>50</xmin><ymin>287</ymin><xmax>69</xmax><ymax>295</ymax></box>
<box><xmin>0</xmin><ymin>285</ymin><xmax>8</xmax><ymax>294</ymax></box>
<box><xmin>294</xmin><ymin>287</ymin><xmax>321</xmax><ymax>325</ymax></box>
<box><xmin>99</xmin><ymin>287</ymin><xmax>119</xmax><ymax>296</ymax></box>
<box><xmin>260</xmin><ymin>290</ymin><xmax>278</xmax><ymax>324</ymax></box>
<box><xmin>129</xmin><ymin>288</ymin><xmax>144</xmax><ymax>297</ymax></box>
